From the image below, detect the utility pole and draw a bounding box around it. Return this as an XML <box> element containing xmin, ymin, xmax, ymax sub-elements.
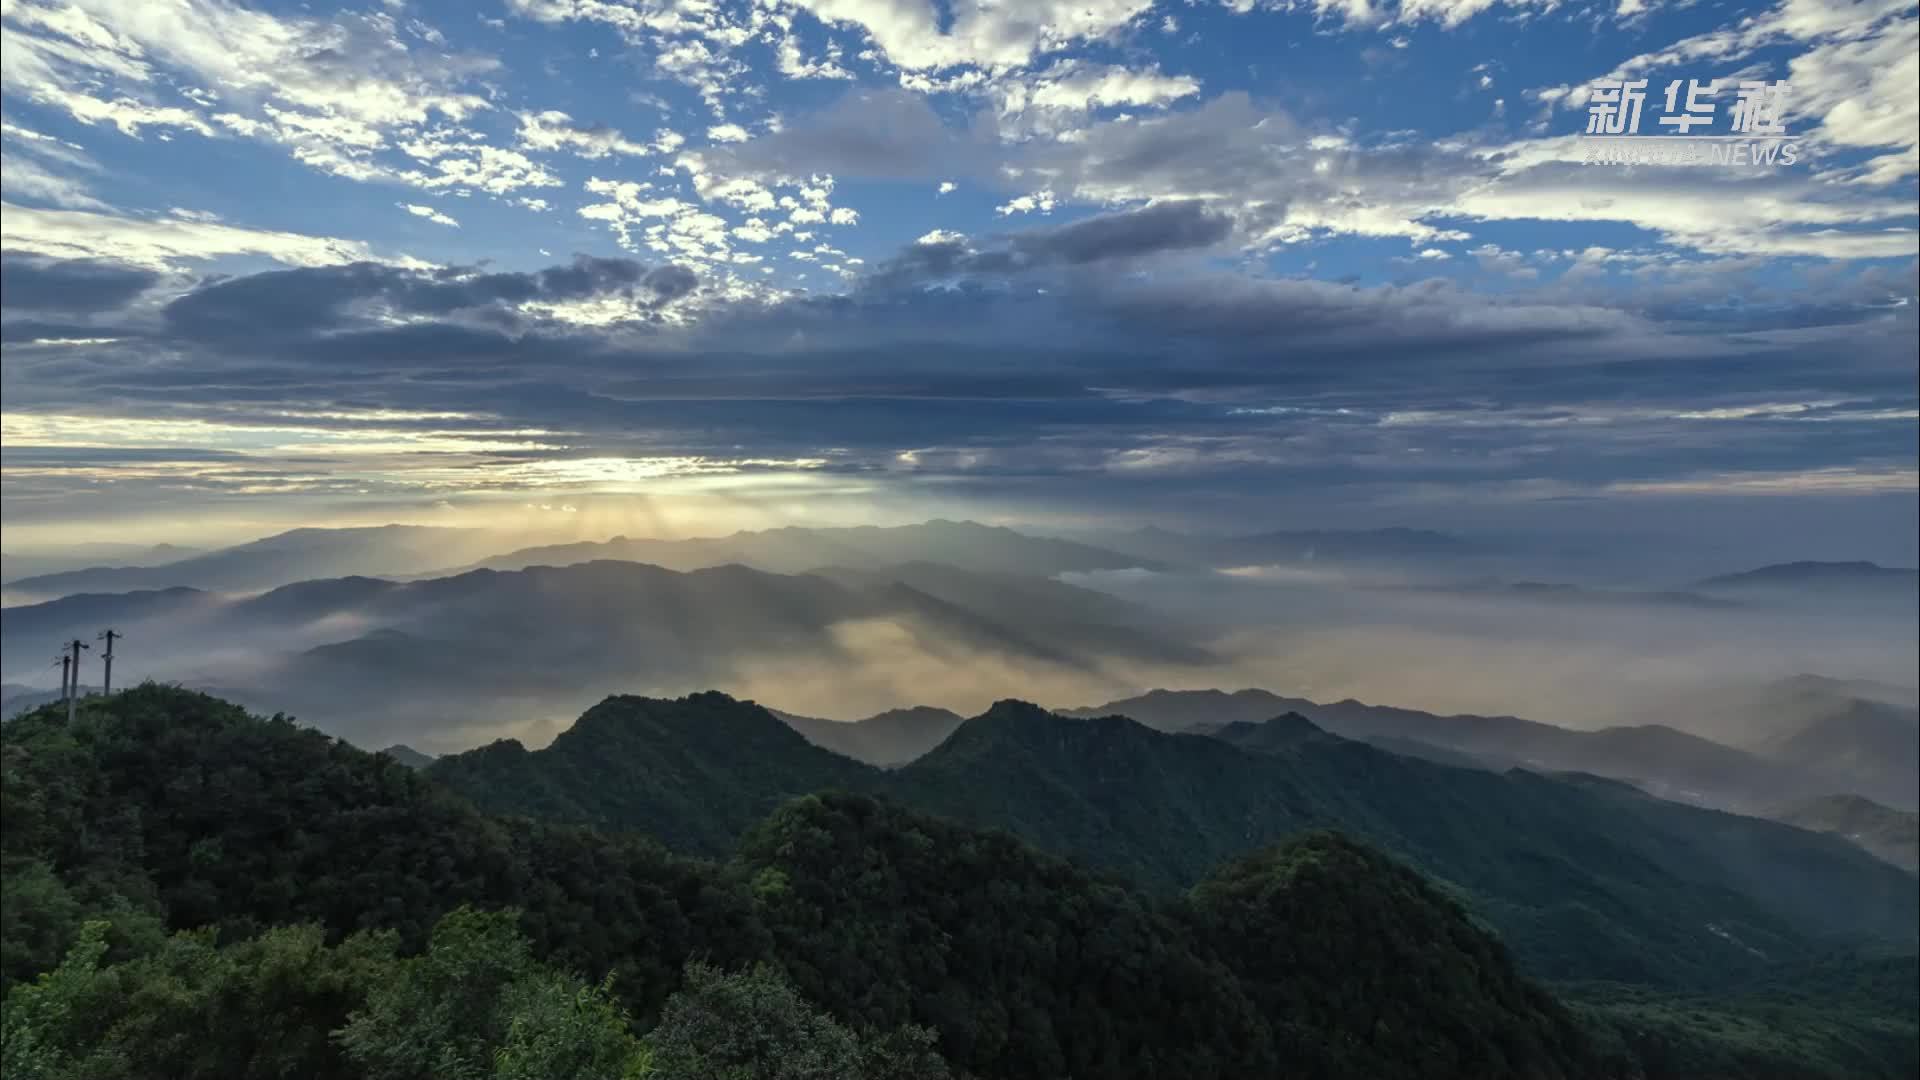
<box><xmin>97</xmin><ymin>629</ymin><xmax>121</xmax><ymax>695</ymax></box>
<box><xmin>65</xmin><ymin>639</ymin><xmax>89</xmax><ymax>724</ymax></box>
<box><xmin>58</xmin><ymin>654</ymin><xmax>72</xmax><ymax>702</ymax></box>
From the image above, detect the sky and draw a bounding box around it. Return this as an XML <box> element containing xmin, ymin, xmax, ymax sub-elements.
<box><xmin>0</xmin><ymin>0</ymin><xmax>1915</xmax><ymax>556</ymax></box>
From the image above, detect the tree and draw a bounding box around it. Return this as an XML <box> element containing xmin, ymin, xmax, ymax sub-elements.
<box><xmin>335</xmin><ymin>906</ymin><xmax>650</xmax><ymax>1080</ymax></box>
<box><xmin>645</xmin><ymin>961</ymin><xmax>948</xmax><ymax>1080</ymax></box>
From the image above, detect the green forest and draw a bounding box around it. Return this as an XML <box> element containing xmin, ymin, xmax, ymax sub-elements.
<box><xmin>3</xmin><ymin>685</ymin><xmax>1915</xmax><ymax>1079</ymax></box>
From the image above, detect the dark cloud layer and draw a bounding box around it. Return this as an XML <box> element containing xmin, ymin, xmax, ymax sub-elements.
<box><xmin>2</xmin><ymin>217</ymin><xmax>1915</xmax><ymax>538</ymax></box>
<box><xmin>1</xmin><ymin>255</ymin><xmax>161</xmax><ymax>314</ymax></box>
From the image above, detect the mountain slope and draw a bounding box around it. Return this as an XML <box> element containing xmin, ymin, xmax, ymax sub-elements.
<box><xmin>896</xmin><ymin>705</ymin><xmax>1918</xmax><ymax>987</ymax></box>
<box><xmin>1</xmin><ymin>524</ymin><xmax>513</xmax><ymax>599</ymax></box>
<box><xmin>427</xmin><ymin>691</ymin><xmax>1917</xmax><ymax>991</ymax></box>
<box><xmin>2</xmin><ymin>684</ymin><xmax>1636</xmax><ymax>1080</ymax></box>
<box><xmin>1190</xmin><ymin>832</ymin><xmax>1596</xmax><ymax>1078</ymax></box>
<box><xmin>1693</xmin><ymin>562</ymin><xmax>1919</xmax><ymax>615</ymax></box>
<box><xmin>430</xmin><ymin>692</ymin><xmax>877</xmax><ymax>854</ymax></box>
<box><xmin>1773</xmin><ymin>795</ymin><xmax>1919</xmax><ymax>872</ymax></box>
<box><xmin>1698</xmin><ymin>561</ymin><xmax>1920</xmax><ymax>592</ymax></box>
<box><xmin>745</xmin><ymin>792</ymin><xmax>1608</xmax><ymax>1080</ymax></box>
<box><xmin>4</xmin><ymin>560</ymin><xmax>1202</xmax><ymax>744</ymax></box>
<box><xmin>466</xmin><ymin>519</ymin><xmax>1158</xmax><ymax>578</ymax></box>
<box><xmin>1754</xmin><ymin>701</ymin><xmax>1918</xmax><ymax>811</ymax></box>
<box><xmin>1064</xmin><ymin>687</ymin><xmax>1875</xmax><ymax>812</ymax></box>
<box><xmin>774</xmin><ymin>705</ymin><xmax>965</xmax><ymax>766</ymax></box>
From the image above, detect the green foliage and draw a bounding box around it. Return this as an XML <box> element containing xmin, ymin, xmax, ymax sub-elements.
<box><xmin>0</xmin><ymin>684</ymin><xmax>766</xmax><ymax>1024</ymax></box>
<box><xmin>493</xmin><ymin>974</ymin><xmax>654</xmax><ymax>1080</ymax></box>
<box><xmin>1</xmin><ymin>918</ymin><xmax>395</xmax><ymax>1080</ymax></box>
<box><xmin>645</xmin><ymin>961</ymin><xmax>948</xmax><ymax>1080</ymax></box>
<box><xmin>0</xmin><ymin>920</ymin><xmax>110</xmax><ymax>1080</ymax></box>
<box><xmin>1189</xmin><ymin>833</ymin><xmax>1597</xmax><ymax>1079</ymax></box>
<box><xmin>4</xmin><ymin>684</ymin><xmax>1914</xmax><ymax>1080</ymax></box>
<box><xmin>735</xmin><ymin>792</ymin><xmax>1281</xmax><ymax>1079</ymax></box>
<box><xmin>336</xmin><ymin>906</ymin><xmax>650</xmax><ymax>1080</ymax></box>
<box><xmin>433</xmin><ymin>693</ymin><xmax>1918</xmax><ymax>992</ymax></box>
<box><xmin>429</xmin><ymin>692</ymin><xmax>875</xmax><ymax>857</ymax></box>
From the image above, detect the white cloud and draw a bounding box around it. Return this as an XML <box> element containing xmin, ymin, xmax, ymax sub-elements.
<box><xmin>1</xmin><ymin>0</ymin><xmax>506</xmax><ymax>191</ymax></box>
<box><xmin>786</xmin><ymin>0</ymin><xmax>1157</xmax><ymax>72</ymax></box>
<box><xmin>990</xmin><ymin>60</ymin><xmax>1201</xmax><ymax>139</ymax></box>
<box><xmin>996</xmin><ymin>189</ymin><xmax>1058</xmax><ymax>215</ymax></box>
<box><xmin>517</xmin><ymin>110</ymin><xmax>652</xmax><ymax>158</ymax></box>
<box><xmin>708</xmin><ymin>123</ymin><xmax>751</xmax><ymax>143</ymax></box>
<box><xmin>937</xmin><ymin>180</ymin><xmax>957</xmax><ymax>194</ymax></box>
<box><xmin>0</xmin><ymin>153</ymin><xmax>111</xmax><ymax>209</ymax></box>
<box><xmin>40</xmin><ymin>91</ymin><xmax>218</xmax><ymax>137</ymax></box>
<box><xmin>0</xmin><ymin>201</ymin><xmax>409</xmax><ymax>269</ymax></box>
<box><xmin>401</xmin><ymin>202</ymin><xmax>461</xmax><ymax>227</ymax></box>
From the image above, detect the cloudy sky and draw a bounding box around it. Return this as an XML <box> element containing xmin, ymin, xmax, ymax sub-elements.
<box><xmin>1</xmin><ymin>0</ymin><xmax>1915</xmax><ymax>555</ymax></box>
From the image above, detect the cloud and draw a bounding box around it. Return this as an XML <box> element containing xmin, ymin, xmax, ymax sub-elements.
<box><xmin>1</xmin><ymin>0</ymin><xmax>513</xmax><ymax>194</ymax></box>
<box><xmin>401</xmin><ymin>203</ymin><xmax>461</xmax><ymax>228</ymax></box>
<box><xmin>516</xmin><ymin>110</ymin><xmax>653</xmax><ymax>158</ymax></box>
<box><xmin>0</xmin><ymin>255</ymin><xmax>160</xmax><ymax>313</ymax></box>
<box><xmin>689</xmin><ymin>89</ymin><xmax>986</xmax><ymax>183</ymax></box>
<box><xmin>0</xmin><ymin>202</ymin><xmax>409</xmax><ymax>270</ymax></box>
<box><xmin>784</xmin><ymin>0</ymin><xmax>1157</xmax><ymax>72</ymax></box>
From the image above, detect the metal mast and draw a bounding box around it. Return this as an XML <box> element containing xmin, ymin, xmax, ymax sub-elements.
<box><xmin>64</xmin><ymin>639</ymin><xmax>89</xmax><ymax>723</ymax></box>
<box><xmin>97</xmin><ymin>629</ymin><xmax>121</xmax><ymax>695</ymax></box>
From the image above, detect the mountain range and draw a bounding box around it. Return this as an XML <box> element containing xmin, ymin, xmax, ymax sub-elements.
<box><xmin>429</xmin><ymin>691</ymin><xmax>1917</xmax><ymax>992</ymax></box>
<box><xmin>1059</xmin><ymin>686</ymin><xmax>1919</xmax><ymax>813</ymax></box>
<box><xmin>0</xmin><ymin>524</ymin><xmax>515</xmax><ymax>600</ymax></box>
<box><xmin>9</xmin><ymin>682</ymin><xmax>1916</xmax><ymax>1078</ymax></box>
<box><xmin>458</xmin><ymin>519</ymin><xmax>1161</xmax><ymax>578</ymax></box>
<box><xmin>1774</xmin><ymin>795</ymin><xmax>1919</xmax><ymax>872</ymax></box>
<box><xmin>1</xmin><ymin>558</ymin><xmax>1202</xmax><ymax>747</ymax></box>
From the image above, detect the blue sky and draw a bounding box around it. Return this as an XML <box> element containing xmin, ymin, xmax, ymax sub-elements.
<box><xmin>0</xmin><ymin>0</ymin><xmax>1915</xmax><ymax>555</ymax></box>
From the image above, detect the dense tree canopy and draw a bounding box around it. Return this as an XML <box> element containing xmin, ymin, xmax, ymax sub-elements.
<box><xmin>3</xmin><ymin>685</ymin><xmax>1914</xmax><ymax>1079</ymax></box>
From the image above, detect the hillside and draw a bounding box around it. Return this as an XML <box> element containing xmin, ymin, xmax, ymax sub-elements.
<box><xmin>1698</xmin><ymin>561</ymin><xmax>1920</xmax><ymax>593</ymax></box>
<box><xmin>2</xmin><ymin>560</ymin><xmax>1201</xmax><ymax>745</ymax></box>
<box><xmin>775</xmin><ymin>704</ymin><xmax>966</xmax><ymax>766</ymax></box>
<box><xmin>0</xmin><ymin>524</ymin><xmax>513</xmax><ymax>599</ymax></box>
<box><xmin>1064</xmin><ymin>688</ymin><xmax>1884</xmax><ymax>812</ymax></box>
<box><xmin>429</xmin><ymin>692</ymin><xmax>876</xmax><ymax>854</ymax></box>
<box><xmin>896</xmin><ymin>706</ymin><xmax>1916</xmax><ymax>986</ymax></box>
<box><xmin>1774</xmin><ymin>795</ymin><xmax>1919</xmax><ymax>872</ymax></box>
<box><xmin>2</xmin><ymin>685</ymin><xmax>1641</xmax><ymax>1080</ymax></box>
<box><xmin>465</xmin><ymin>519</ymin><xmax>1159</xmax><ymax>578</ymax></box>
<box><xmin>430</xmin><ymin>692</ymin><xmax>1918</xmax><ymax>992</ymax></box>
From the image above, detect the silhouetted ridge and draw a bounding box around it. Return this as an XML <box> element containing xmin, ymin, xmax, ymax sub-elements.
<box><xmin>6</xmin><ymin>685</ymin><xmax>1913</xmax><ymax>1079</ymax></box>
<box><xmin>431</xmin><ymin>691</ymin><xmax>873</xmax><ymax>854</ymax></box>
<box><xmin>1192</xmin><ymin>832</ymin><xmax>1596</xmax><ymax>1078</ymax></box>
<box><xmin>1212</xmin><ymin>711</ymin><xmax>1334</xmax><ymax>752</ymax></box>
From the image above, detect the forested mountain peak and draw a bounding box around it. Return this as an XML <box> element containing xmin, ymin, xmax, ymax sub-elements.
<box><xmin>1190</xmin><ymin>831</ymin><xmax>1597</xmax><ymax>1079</ymax></box>
<box><xmin>1211</xmin><ymin>711</ymin><xmax>1334</xmax><ymax>752</ymax></box>
<box><xmin>7</xmin><ymin>684</ymin><xmax>1916</xmax><ymax>1079</ymax></box>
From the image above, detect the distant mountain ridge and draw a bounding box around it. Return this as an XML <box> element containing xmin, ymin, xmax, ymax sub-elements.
<box><xmin>1</xmin><ymin>524</ymin><xmax>515</xmax><ymax>599</ymax></box>
<box><xmin>1698</xmin><ymin>560</ymin><xmax>1920</xmax><ymax>591</ymax></box>
<box><xmin>429</xmin><ymin>690</ymin><xmax>1919</xmax><ymax>993</ymax></box>
<box><xmin>774</xmin><ymin>705</ymin><xmax>966</xmax><ymax>767</ymax></box>
<box><xmin>461</xmin><ymin>519</ymin><xmax>1160</xmax><ymax>579</ymax></box>
<box><xmin>1060</xmin><ymin>686</ymin><xmax>1915</xmax><ymax>813</ymax></box>
<box><xmin>1773</xmin><ymin>794</ymin><xmax>1919</xmax><ymax>872</ymax></box>
<box><xmin>2</xmin><ymin>559</ymin><xmax>1205</xmax><ymax>746</ymax></box>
